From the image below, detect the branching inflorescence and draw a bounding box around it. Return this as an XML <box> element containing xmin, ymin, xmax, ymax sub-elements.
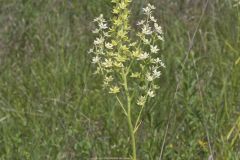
<box><xmin>89</xmin><ymin>0</ymin><xmax>165</xmax><ymax>159</ymax></box>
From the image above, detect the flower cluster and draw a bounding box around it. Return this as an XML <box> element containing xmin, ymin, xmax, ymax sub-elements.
<box><xmin>89</xmin><ymin>1</ymin><xmax>165</xmax><ymax>107</ymax></box>
<box><xmin>233</xmin><ymin>0</ymin><xmax>240</xmax><ymax>7</ymax></box>
<box><xmin>134</xmin><ymin>4</ymin><xmax>165</xmax><ymax>106</ymax></box>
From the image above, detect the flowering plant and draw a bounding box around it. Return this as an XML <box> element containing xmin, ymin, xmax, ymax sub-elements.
<box><xmin>89</xmin><ymin>0</ymin><xmax>165</xmax><ymax>159</ymax></box>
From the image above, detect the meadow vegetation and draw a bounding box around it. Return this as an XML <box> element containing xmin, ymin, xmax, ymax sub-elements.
<box><xmin>0</xmin><ymin>0</ymin><xmax>239</xmax><ymax>159</ymax></box>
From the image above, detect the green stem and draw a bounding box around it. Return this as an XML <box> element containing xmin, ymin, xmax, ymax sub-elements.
<box><xmin>127</xmin><ymin>100</ymin><xmax>137</xmax><ymax>160</ymax></box>
<box><xmin>122</xmin><ymin>73</ymin><xmax>137</xmax><ymax>160</ymax></box>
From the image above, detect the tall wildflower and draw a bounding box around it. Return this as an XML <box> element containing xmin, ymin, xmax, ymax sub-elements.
<box><xmin>89</xmin><ymin>1</ymin><xmax>165</xmax><ymax>159</ymax></box>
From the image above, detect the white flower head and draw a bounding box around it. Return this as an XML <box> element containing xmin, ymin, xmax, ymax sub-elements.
<box><xmin>129</xmin><ymin>42</ymin><xmax>137</xmax><ymax>47</ymax></box>
<box><xmin>148</xmin><ymin>3</ymin><xmax>156</xmax><ymax>10</ymax></box>
<box><xmin>103</xmin><ymin>32</ymin><xmax>110</xmax><ymax>37</ymax></box>
<box><xmin>99</xmin><ymin>22</ymin><xmax>108</xmax><ymax>29</ymax></box>
<box><xmin>137</xmin><ymin>96</ymin><xmax>147</xmax><ymax>106</ymax></box>
<box><xmin>137</xmin><ymin>20</ymin><xmax>145</xmax><ymax>26</ymax></box>
<box><xmin>142</xmin><ymin>37</ymin><xmax>150</xmax><ymax>44</ymax></box>
<box><xmin>150</xmin><ymin>45</ymin><xmax>159</xmax><ymax>53</ymax></box>
<box><xmin>105</xmin><ymin>42</ymin><xmax>113</xmax><ymax>49</ymax></box>
<box><xmin>137</xmin><ymin>52</ymin><xmax>149</xmax><ymax>60</ymax></box>
<box><xmin>154</xmin><ymin>23</ymin><xmax>163</xmax><ymax>35</ymax></box>
<box><xmin>146</xmin><ymin>72</ymin><xmax>154</xmax><ymax>81</ymax></box>
<box><xmin>152</xmin><ymin>69</ymin><xmax>161</xmax><ymax>78</ymax></box>
<box><xmin>94</xmin><ymin>37</ymin><xmax>104</xmax><ymax>45</ymax></box>
<box><xmin>104</xmin><ymin>75</ymin><xmax>114</xmax><ymax>86</ymax></box>
<box><xmin>147</xmin><ymin>90</ymin><xmax>155</xmax><ymax>97</ymax></box>
<box><xmin>92</xmin><ymin>56</ymin><xmax>101</xmax><ymax>64</ymax></box>
<box><xmin>143</xmin><ymin>6</ymin><xmax>151</xmax><ymax>16</ymax></box>
<box><xmin>152</xmin><ymin>65</ymin><xmax>160</xmax><ymax>71</ymax></box>
<box><xmin>142</xmin><ymin>24</ymin><xmax>152</xmax><ymax>35</ymax></box>
<box><xmin>88</xmin><ymin>48</ymin><xmax>94</xmax><ymax>54</ymax></box>
<box><xmin>92</xmin><ymin>29</ymin><xmax>100</xmax><ymax>34</ymax></box>
<box><xmin>104</xmin><ymin>75</ymin><xmax>113</xmax><ymax>82</ymax></box>
<box><xmin>102</xmin><ymin>59</ymin><xmax>113</xmax><ymax>68</ymax></box>
<box><xmin>142</xmin><ymin>4</ymin><xmax>156</xmax><ymax>16</ymax></box>
<box><xmin>153</xmin><ymin>57</ymin><xmax>161</xmax><ymax>63</ymax></box>
<box><xmin>157</xmin><ymin>35</ymin><xmax>164</xmax><ymax>41</ymax></box>
<box><xmin>152</xmin><ymin>84</ymin><xmax>160</xmax><ymax>89</ymax></box>
<box><xmin>93</xmin><ymin>14</ymin><xmax>106</xmax><ymax>23</ymax></box>
<box><xmin>150</xmin><ymin>15</ymin><xmax>157</xmax><ymax>22</ymax></box>
<box><xmin>160</xmin><ymin>61</ymin><xmax>166</xmax><ymax>68</ymax></box>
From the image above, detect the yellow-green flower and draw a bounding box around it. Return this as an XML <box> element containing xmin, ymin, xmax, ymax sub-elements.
<box><xmin>130</xmin><ymin>72</ymin><xmax>141</xmax><ymax>78</ymax></box>
<box><xmin>137</xmin><ymin>96</ymin><xmax>146</xmax><ymax>106</ymax></box>
<box><xmin>109</xmin><ymin>86</ymin><xmax>120</xmax><ymax>94</ymax></box>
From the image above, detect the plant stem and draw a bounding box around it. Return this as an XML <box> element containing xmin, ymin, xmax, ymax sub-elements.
<box><xmin>127</xmin><ymin>95</ymin><xmax>137</xmax><ymax>160</ymax></box>
<box><xmin>123</xmin><ymin>73</ymin><xmax>137</xmax><ymax>160</ymax></box>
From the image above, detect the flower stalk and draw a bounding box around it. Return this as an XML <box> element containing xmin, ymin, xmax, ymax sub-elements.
<box><xmin>122</xmin><ymin>71</ymin><xmax>137</xmax><ymax>160</ymax></box>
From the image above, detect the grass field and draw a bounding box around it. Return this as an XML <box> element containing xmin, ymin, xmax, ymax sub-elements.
<box><xmin>0</xmin><ymin>0</ymin><xmax>239</xmax><ymax>159</ymax></box>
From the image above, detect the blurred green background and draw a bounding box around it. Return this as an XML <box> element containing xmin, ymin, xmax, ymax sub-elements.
<box><xmin>0</xmin><ymin>0</ymin><xmax>239</xmax><ymax>159</ymax></box>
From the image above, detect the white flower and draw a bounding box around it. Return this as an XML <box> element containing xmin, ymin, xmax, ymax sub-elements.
<box><xmin>129</xmin><ymin>42</ymin><xmax>137</xmax><ymax>46</ymax></box>
<box><xmin>152</xmin><ymin>84</ymin><xmax>160</xmax><ymax>89</ymax></box>
<box><xmin>151</xmin><ymin>59</ymin><xmax>165</xmax><ymax>68</ymax></box>
<box><xmin>152</xmin><ymin>65</ymin><xmax>159</xmax><ymax>71</ymax></box>
<box><xmin>103</xmin><ymin>32</ymin><xmax>110</xmax><ymax>37</ymax></box>
<box><xmin>148</xmin><ymin>3</ymin><xmax>156</xmax><ymax>10</ymax></box>
<box><xmin>142</xmin><ymin>37</ymin><xmax>150</xmax><ymax>44</ymax></box>
<box><xmin>150</xmin><ymin>45</ymin><xmax>159</xmax><ymax>53</ymax></box>
<box><xmin>93</xmin><ymin>14</ymin><xmax>105</xmax><ymax>23</ymax></box>
<box><xmin>102</xmin><ymin>59</ymin><xmax>113</xmax><ymax>68</ymax></box>
<box><xmin>105</xmin><ymin>42</ymin><xmax>113</xmax><ymax>49</ymax></box>
<box><xmin>157</xmin><ymin>35</ymin><xmax>164</xmax><ymax>41</ymax></box>
<box><xmin>147</xmin><ymin>90</ymin><xmax>155</xmax><ymax>97</ymax></box>
<box><xmin>104</xmin><ymin>75</ymin><xmax>113</xmax><ymax>82</ymax></box>
<box><xmin>142</xmin><ymin>25</ymin><xmax>152</xmax><ymax>35</ymax></box>
<box><xmin>104</xmin><ymin>75</ymin><xmax>114</xmax><ymax>86</ymax></box>
<box><xmin>154</xmin><ymin>23</ymin><xmax>164</xmax><ymax>41</ymax></box>
<box><xmin>137</xmin><ymin>20</ymin><xmax>145</xmax><ymax>26</ymax></box>
<box><xmin>153</xmin><ymin>69</ymin><xmax>161</xmax><ymax>78</ymax></box>
<box><xmin>92</xmin><ymin>29</ymin><xmax>99</xmax><ymax>34</ymax></box>
<box><xmin>137</xmin><ymin>52</ymin><xmax>149</xmax><ymax>60</ymax></box>
<box><xmin>150</xmin><ymin>16</ymin><xmax>157</xmax><ymax>22</ymax></box>
<box><xmin>92</xmin><ymin>56</ymin><xmax>101</xmax><ymax>64</ymax></box>
<box><xmin>143</xmin><ymin>7</ymin><xmax>151</xmax><ymax>16</ymax></box>
<box><xmin>99</xmin><ymin>22</ymin><xmax>108</xmax><ymax>29</ymax></box>
<box><xmin>88</xmin><ymin>48</ymin><xmax>94</xmax><ymax>54</ymax></box>
<box><xmin>153</xmin><ymin>57</ymin><xmax>161</xmax><ymax>63</ymax></box>
<box><xmin>146</xmin><ymin>72</ymin><xmax>154</xmax><ymax>81</ymax></box>
<box><xmin>142</xmin><ymin>4</ymin><xmax>155</xmax><ymax>16</ymax></box>
<box><xmin>154</xmin><ymin>23</ymin><xmax>163</xmax><ymax>35</ymax></box>
<box><xmin>137</xmin><ymin>96</ymin><xmax>146</xmax><ymax>106</ymax></box>
<box><xmin>94</xmin><ymin>37</ymin><xmax>104</xmax><ymax>45</ymax></box>
<box><xmin>95</xmin><ymin>49</ymin><xmax>104</xmax><ymax>55</ymax></box>
<box><xmin>160</xmin><ymin>61</ymin><xmax>166</xmax><ymax>68</ymax></box>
